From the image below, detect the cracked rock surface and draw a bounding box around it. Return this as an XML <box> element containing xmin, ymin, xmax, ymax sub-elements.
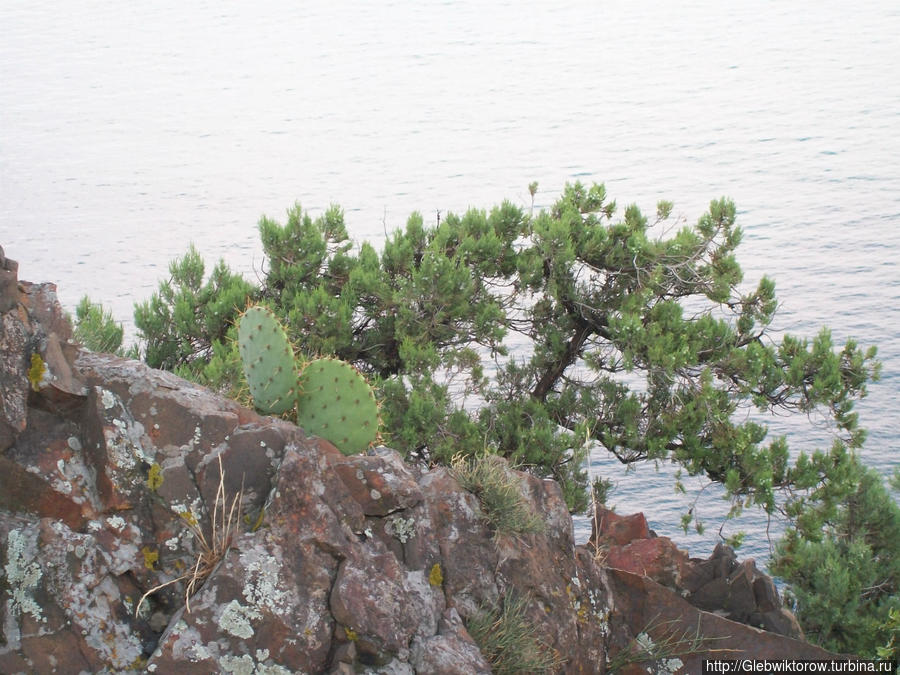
<box><xmin>0</xmin><ymin>253</ymin><xmax>844</xmax><ymax>673</ymax></box>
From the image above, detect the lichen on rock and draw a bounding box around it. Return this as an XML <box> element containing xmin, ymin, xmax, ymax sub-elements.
<box><xmin>4</xmin><ymin>526</ymin><xmax>44</xmax><ymax>624</ymax></box>
<box><xmin>218</xmin><ymin>599</ymin><xmax>260</xmax><ymax>640</ymax></box>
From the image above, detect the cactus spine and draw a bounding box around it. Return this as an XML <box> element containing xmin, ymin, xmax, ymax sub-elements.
<box><xmin>237</xmin><ymin>306</ymin><xmax>379</xmax><ymax>454</ymax></box>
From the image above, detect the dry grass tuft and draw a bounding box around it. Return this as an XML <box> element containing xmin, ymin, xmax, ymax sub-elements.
<box><xmin>135</xmin><ymin>455</ymin><xmax>243</xmax><ymax>617</ymax></box>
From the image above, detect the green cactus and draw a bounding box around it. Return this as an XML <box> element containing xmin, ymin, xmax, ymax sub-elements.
<box><xmin>237</xmin><ymin>306</ymin><xmax>298</xmax><ymax>414</ymax></box>
<box><xmin>237</xmin><ymin>306</ymin><xmax>379</xmax><ymax>454</ymax></box>
<box><xmin>297</xmin><ymin>357</ymin><xmax>379</xmax><ymax>455</ymax></box>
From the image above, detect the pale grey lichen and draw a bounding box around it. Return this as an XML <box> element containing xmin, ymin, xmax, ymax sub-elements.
<box><xmin>4</xmin><ymin>527</ymin><xmax>44</xmax><ymax>623</ymax></box>
<box><xmin>184</xmin><ymin>641</ymin><xmax>213</xmax><ymax>661</ymax></box>
<box><xmin>660</xmin><ymin>658</ymin><xmax>684</xmax><ymax>674</ymax></box>
<box><xmin>387</xmin><ymin>516</ymin><xmax>416</xmax><ymax>544</ymax></box>
<box><xmin>125</xmin><ymin>594</ymin><xmax>151</xmax><ymax>622</ymax></box>
<box><xmin>106</xmin><ymin>515</ymin><xmax>127</xmax><ymax>532</ymax></box>
<box><xmin>36</xmin><ymin>360</ymin><xmax>55</xmax><ymax>389</ymax></box>
<box><xmin>220</xmin><ymin>654</ymin><xmax>257</xmax><ymax>675</ymax></box>
<box><xmin>240</xmin><ymin>546</ymin><xmax>288</xmax><ymax>615</ymax></box>
<box><xmin>403</xmin><ymin>569</ymin><xmax>439</xmax><ymax>638</ymax></box>
<box><xmin>635</xmin><ymin>631</ymin><xmax>654</xmax><ymax>652</ymax></box>
<box><xmin>633</xmin><ymin>632</ymin><xmax>684</xmax><ymax>675</ymax></box>
<box><xmin>40</xmin><ymin>522</ymin><xmax>144</xmax><ymax>669</ymax></box>
<box><xmin>312</xmin><ymin>478</ymin><xmax>326</xmax><ymax>497</ymax></box>
<box><xmin>50</xmin><ymin>453</ymin><xmax>96</xmax><ymax>508</ymax></box>
<box><xmin>219</xmin><ymin>653</ymin><xmax>293</xmax><ymax>675</ymax></box>
<box><xmin>101</xmin><ymin>388</ymin><xmax>118</xmax><ymax>409</ymax></box>
<box><xmin>218</xmin><ymin>599</ymin><xmax>260</xmax><ymax>639</ymax></box>
<box><xmin>189</xmin><ymin>424</ymin><xmax>202</xmax><ymax>450</ymax></box>
<box><xmin>103</xmin><ymin>411</ymin><xmax>151</xmax><ymax>470</ymax></box>
<box><xmin>168</xmin><ymin>497</ymin><xmax>203</xmax><ymax>525</ymax></box>
<box><xmin>164</xmin><ymin>619</ymin><xmax>214</xmax><ymax>663</ymax></box>
<box><xmin>214</xmin><ymin>546</ymin><xmax>295</xmax><ymax>646</ymax></box>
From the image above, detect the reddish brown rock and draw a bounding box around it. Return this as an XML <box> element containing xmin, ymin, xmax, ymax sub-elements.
<box><xmin>330</xmin><ymin>545</ymin><xmax>439</xmax><ymax>659</ymax></box>
<box><xmin>329</xmin><ymin>448</ymin><xmax>424</xmax><ymax>517</ymax></box>
<box><xmin>725</xmin><ymin>560</ymin><xmax>760</xmax><ymax>622</ymax></box>
<box><xmin>592</xmin><ymin>504</ymin><xmax>805</xmax><ymax>642</ymax></box>
<box><xmin>606</xmin><ymin>568</ymin><xmax>844</xmax><ymax>672</ymax></box>
<box><xmin>149</xmin><ymin>447</ymin><xmax>345</xmax><ymax>673</ymax></box>
<box><xmin>412</xmin><ymin>608</ymin><xmax>491</xmax><ymax>674</ymax></box>
<box><xmin>759</xmin><ymin>607</ymin><xmax>805</xmax><ymax>638</ymax></box>
<box><xmin>753</xmin><ymin>571</ymin><xmax>781</xmax><ymax>612</ymax></box>
<box><xmin>591</xmin><ymin>505</ymin><xmax>651</xmax><ymax>546</ymax></box>
<box><xmin>605</xmin><ymin>536</ymin><xmax>691</xmax><ymax>590</ymax></box>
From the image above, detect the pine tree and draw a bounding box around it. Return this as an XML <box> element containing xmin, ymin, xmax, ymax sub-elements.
<box><xmin>772</xmin><ymin>464</ymin><xmax>900</xmax><ymax>657</ymax></box>
<box><xmin>129</xmin><ymin>184</ymin><xmax>880</xmax><ymax>523</ymax></box>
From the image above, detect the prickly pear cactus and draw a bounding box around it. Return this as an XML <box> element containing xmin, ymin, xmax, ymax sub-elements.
<box><xmin>297</xmin><ymin>357</ymin><xmax>379</xmax><ymax>455</ymax></box>
<box><xmin>237</xmin><ymin>306</ymin><xmax>298</xmax><ymax>414</ymax></box>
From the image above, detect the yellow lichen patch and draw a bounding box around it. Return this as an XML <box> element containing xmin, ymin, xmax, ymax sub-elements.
<box><xmin>179</xmin><ymin>511</ymin><xmax>198</xmax><ymax>528</ymax></box>
<box><xmin>428</xmin><ymin>562</ymin><xmax>443</xmax><ymax>587</ymax></box>
<box><xmin>576</xmin><ymin>605</ymin><xmax>589</xmax><ymax>623</ymax></box>
<box><xmin>345</xmin><ymin>627</ymin><xmax>358</xmax><ymax>642</ymax></box>
<box><xmin>128</xmin><ymin>656</ymin><xmax>148</xmax><ymax>670</ymax></box>
<box><xmin>244</xmin><ymin>508</ymin><xmax>266</xmax><ymax>532</ymax></box>
<box><xmin>147</xmin><ymin>463</ymin><xmax>164</xmax><ymax>491</ymax></box>
<box><xmin>27</xmin><ymin>353</ymin><xmax>46</xmax><ymax>391</ymax></box>
<box><xmin>141</xmin><ymin>546</ymin><xmax>159</xmax><ymax>570</ymax></box>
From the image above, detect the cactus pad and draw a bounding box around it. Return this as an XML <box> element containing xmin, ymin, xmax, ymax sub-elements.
<box><xmin>296</xmin><ymin>357</ymin><xmax>379</xmax><ymax>455</ymax></box>
<box><xmin>237</xmin><ymin>306</ymin><xmax>298</xmax><ymax>414</ymax></box>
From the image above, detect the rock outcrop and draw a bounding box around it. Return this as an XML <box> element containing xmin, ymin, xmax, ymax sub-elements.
<box><xmin>0</xmin><ymin>246</ymin><xmax>847</xmax><ymax>673</ymax></box>
<box><xmin>590</xmin><ymin>506</ymin><xmax>804</xmax><ymax>640</ymax></box>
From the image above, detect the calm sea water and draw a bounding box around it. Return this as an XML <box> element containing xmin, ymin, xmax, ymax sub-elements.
<box><xmin>2</xmin><ymin>1</ymin><xmax>898</xmax><ymax>564</ymax></box>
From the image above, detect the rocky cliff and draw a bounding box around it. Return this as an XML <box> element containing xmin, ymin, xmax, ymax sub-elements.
<box><xmin>0</xmin><ymin>245</ymin><xmax>845</xmax><ymax>673</ymax></box>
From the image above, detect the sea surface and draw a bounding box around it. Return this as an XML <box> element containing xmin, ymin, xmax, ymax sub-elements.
<box><xmin>2</xmin><ymin>0</ymin><xmax>898</xmax><ymax>566</ymax></box>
